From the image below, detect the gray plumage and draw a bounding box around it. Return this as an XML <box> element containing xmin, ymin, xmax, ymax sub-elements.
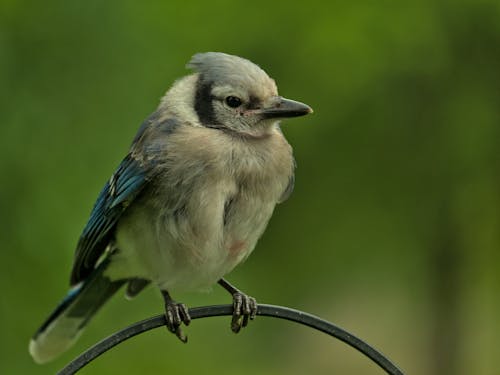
<box><xmin>30</xmin><ymin>52</ymin><xmax>312</xmax><ymax>364</ymax></box>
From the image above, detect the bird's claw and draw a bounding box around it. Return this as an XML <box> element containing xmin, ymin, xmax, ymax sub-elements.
<box><xmin>231</xmin><ymin>292</ymin><xmax>257</xmax><ymax>333</ymax></box>
<box><xmin>164</xmin><ymin>301</ymin><xmax>191</xmax><ymax>343</ymax></box>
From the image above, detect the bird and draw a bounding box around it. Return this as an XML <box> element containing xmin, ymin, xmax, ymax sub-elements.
<box><xmin>29</xmin><ymin>52</ymin><xmax>312</xmax><ymax>364</ymax></box>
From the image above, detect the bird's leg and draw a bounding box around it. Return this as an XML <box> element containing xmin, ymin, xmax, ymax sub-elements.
<box><xmin>218</xmin><ymin>278</ymin><xmax>257</xmax><ymax>333</ymax></box>
<box><xmin>161</xmin><ymin>290</ymin><xmax>191</xmax><ymax>343</ymax></box>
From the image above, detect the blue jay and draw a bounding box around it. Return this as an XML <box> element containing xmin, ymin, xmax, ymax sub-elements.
<box><xmin>29</xmin><ymin>52</ymin><xmax>312</xmax><ymax>364</ymax></box>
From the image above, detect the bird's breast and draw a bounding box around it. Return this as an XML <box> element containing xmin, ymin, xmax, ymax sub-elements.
<box><xmin>113</xmin><ymin>125</ymin><xmax>294</xmax><ymax>291</ymax></box>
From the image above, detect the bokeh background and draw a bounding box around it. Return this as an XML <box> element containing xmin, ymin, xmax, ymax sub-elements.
<box><xmin>2</xmin><ymin>0</ymin><xmax>500</xmax><ymax>374</ymax></box>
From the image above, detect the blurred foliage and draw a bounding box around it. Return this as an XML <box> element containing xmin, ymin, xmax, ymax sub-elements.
<box><xmin>1</xmin><ymin>0</ymin><xmax>500</xmax><ymax>374</ymax></box>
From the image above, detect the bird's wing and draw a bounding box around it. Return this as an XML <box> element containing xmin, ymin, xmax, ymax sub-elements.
<box><xmin>69</xmin><ymin>115</ymin><xmax>177</xmax><ymax>285</ymax></box>
<box><xmin>69</xmin><ymin>153</ymin><xmax>154</xmax><ymax>285</ymax></box>
<box><xmin>278</xmin><ymin>157</ymin><xmax>296</xmax><ymax>204</ymax></box>
<box><xmin>278</xmin><ymin>173</ymin><xmax>295</xmax><ymax>203</ymax></box>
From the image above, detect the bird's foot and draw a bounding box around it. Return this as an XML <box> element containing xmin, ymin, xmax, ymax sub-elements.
<box><xmin>162</xmin><ymin>291</ymin><xmax>191</xmax><ymax>343</ymax></box>
<box><xmin>230</xmin><ymin>291</ymin><xmax>257</xmax><ymax>333</ymax></box>
<box><xmin>218</xmin><ymin>279</ymin><xmax>258</xmax><ymax>333</ymax></box>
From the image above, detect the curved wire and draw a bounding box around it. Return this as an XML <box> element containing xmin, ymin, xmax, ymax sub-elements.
<box><xmin>58</xmin><ymin>304</ymin><xmax>405</xmax><ymax>375</ymax></box>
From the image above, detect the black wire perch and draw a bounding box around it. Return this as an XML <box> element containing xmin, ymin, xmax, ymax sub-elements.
<box><xmin>58</xmin><ymin>304</ymin><xmax>405</xmax><ymax>375</ymax></box>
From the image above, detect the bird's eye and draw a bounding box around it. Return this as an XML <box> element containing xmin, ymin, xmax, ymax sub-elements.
<box><xmin>225</xmin><ymin>96</ymin><xmax>242</xmax><ymax>108</ymax></box>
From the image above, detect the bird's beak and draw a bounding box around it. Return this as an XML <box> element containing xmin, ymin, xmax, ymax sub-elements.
<box><xmin>260</xmin><ymin>97</ymin><xmax>313</xmax><ymax>119</ymax></box>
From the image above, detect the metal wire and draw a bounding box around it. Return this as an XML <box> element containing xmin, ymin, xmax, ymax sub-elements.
<box><xmin>58</xmin><ymin>304</ymin><xmax>405</xmax><ymax>375</ymax></box>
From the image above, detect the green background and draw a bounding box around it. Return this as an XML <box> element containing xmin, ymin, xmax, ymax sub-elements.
<box><xmin>2</xmin><ymin>0</ymin><xmax>500</xmax><ymax>374</ymax></box>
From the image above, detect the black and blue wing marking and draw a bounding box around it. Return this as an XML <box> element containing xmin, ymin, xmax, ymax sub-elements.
<box><xmin>70</xmin><ymin>154</ymin><xmax>151</xmax><ymax>285</ymax></box>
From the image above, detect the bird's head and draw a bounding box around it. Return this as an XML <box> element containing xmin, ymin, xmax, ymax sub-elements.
<box><xmin>177</xmin><ymin>52</ymin><xmax>312</xmax><ymax>138</ymax></box>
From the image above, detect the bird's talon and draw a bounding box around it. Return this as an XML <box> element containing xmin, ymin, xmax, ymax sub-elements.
<box><xmin>249</xmin><ymin>297</ymin><xmax>257</xmax><ymax>320</ymax></box>
<box><xmin>178</xmin><ymin>303</ymin><xmax>191</xmax><ymax>326</ymax></box>
<box><xmin>163</xmin><ymin>296</ymin><xmax>191</xmax><ymax>342</ymax></box>
<box><xmin>242</xmin><ymin>314</ymin><xmax>249</xmax><ymax>328</ymax></box>
<box><xmin>175</xmin><ymin>326</ymin><xmax>188</xmax><ymax>343</ymax></box>
<box><xmin>230</xmin><ymin>292</ymin><xmax>257</xmax><ymax>333</ymax></box>
<box><xmin>233</xmin><ymin>294</ymin><xmax>243</xmax><ymax>316</ymax></box>
<box><xmin>231</xmin><ymin>315</ymin><xmax>242</xmax><ymax>333</ymax></box>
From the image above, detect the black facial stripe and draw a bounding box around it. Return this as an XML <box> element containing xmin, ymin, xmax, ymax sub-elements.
<box><xmin>194</xmin><ymin>77</ymin><xmax>220</xmax><ymax>127</ymax></box>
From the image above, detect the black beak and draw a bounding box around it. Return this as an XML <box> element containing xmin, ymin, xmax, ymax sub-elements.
<box><xmin>260</xmin><ymin>97</ymin><xmax>313</xmax><ymax>119</ymax></box>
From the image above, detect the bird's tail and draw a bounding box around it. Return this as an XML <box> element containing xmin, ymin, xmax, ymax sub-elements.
<box><xmin>29</xmin><ymin>261</ymin><xmax>126</xmax><ymax>364</ymax></box>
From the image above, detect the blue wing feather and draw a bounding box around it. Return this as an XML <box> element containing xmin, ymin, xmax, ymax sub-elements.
<box><xmin>69</xmin><ymin>116</ymin><xmax>177</xmax><ymax>285</ymax></box>
<box><xmin>110</xmin><ymin>174</ymin><xmax>144</xmax><ymax>208</ymax></box>
<box><xmin>70</xmin><ymin>154</ymin><xmax>150</xmax><ymax>285</ymax></box>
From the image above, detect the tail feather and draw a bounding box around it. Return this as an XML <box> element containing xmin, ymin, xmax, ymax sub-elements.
<box><xmin>29</xmin><ymin>261</ymin><xmax>125</xmax><ymax>364</ymax></box>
